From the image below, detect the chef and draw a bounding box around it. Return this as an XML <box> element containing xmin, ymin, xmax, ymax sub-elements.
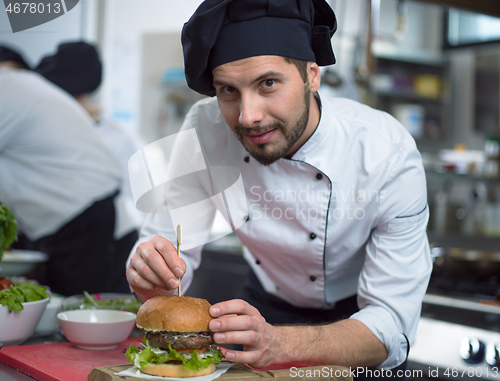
<box><xmin>126</xmin><ymin>0</ymin><xmax>432</xmax><ymax>379</ymax></box>
<box><xmin>0</xmin><ymin>62</ymin><xmax>138</xmax><ymax>296</ymax></box>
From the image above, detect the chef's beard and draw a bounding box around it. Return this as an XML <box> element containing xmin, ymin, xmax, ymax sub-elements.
<box><xmin>233</xmin><ymin>83</ymin><xmax>311</xmax><ymax>166</ymax></box>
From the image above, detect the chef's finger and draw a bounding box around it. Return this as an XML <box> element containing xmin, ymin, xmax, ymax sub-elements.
<box><xmin>210</xmin><ymin>299</ymin><xmax>257</xmax><ymax>318</ymax></box>
<box><xmin>128</xmin><ymin>254</ymin><xmax>168</xmax><ymax>289</ymax></box>
<box><xmin>126</xmin><ymin>266</ymin><xmax>153</xmax><ymax>289</ymax></box>
<box><xmin>134</xmin><ymin>242</ymin><xmax>179</xmax><ymax>290</ymax></box>
<box><xmin>221</xmin><ymin>348</ymin><xmax>262</xmax><ymax>367</ymax></box>
<box><xmin>212</xmin><ymin>329</ymin><xmax>261</xmax><ymax>347</ymax></box>
<box><xmin>210</xmin><ymin>314</ymin><xmax>259</xmax><ymax>333</ymax></box>
<box><xmin>150</xmin><ymin>235</ymin><xmax>186</xmax><ymax>279</ymax></box>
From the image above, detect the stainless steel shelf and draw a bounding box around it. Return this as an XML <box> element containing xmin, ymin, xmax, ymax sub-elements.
<box><xmin>424</xmin><ymin>293</ymin><xmax>500</xmax><ymax>315</ymax></box>
<box><xmin>427</xmin><ymin>232</ymin><xmax>500</xmax><ymax>250</ymax></box>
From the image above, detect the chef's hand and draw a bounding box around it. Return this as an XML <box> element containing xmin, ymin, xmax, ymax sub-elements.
<box><xmin>126</xmin><ymin>235</ymin><xmax>186</xmax><ymax>300</ymax></box>
<box><xmin>209</xmin><ymin>299</ymin><xmax>279</xmax><ymax>369</ymax></box>
<box><xmin>210</xmin><ymin>301</ymin><xmax>389</xmax><ymax>370</ymax></box>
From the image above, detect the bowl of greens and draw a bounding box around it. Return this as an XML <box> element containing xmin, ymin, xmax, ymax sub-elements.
<box><xmin>62</xmin><ymin>291</ymin><xmax>141</xmax><ymax>314</ymax></box>
<box><xmin>0</xmin><ymin>281</ymin><xmax>50</xmax><ymax>345</ymax></box>
<box><xmin>0</xmin><ymin>203</ymin><xmax>17</xmax><ymax>262</ymax></box>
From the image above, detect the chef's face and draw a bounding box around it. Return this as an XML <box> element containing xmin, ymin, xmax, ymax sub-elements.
<box><xmin>213</xmin><ymin>55</ymin><xmax>321</xmax><ymax>166</ymax></box>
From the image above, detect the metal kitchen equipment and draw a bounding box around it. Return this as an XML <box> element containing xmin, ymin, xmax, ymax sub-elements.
<box><xmin>407</xmin><ymin>246</ymin><xmax>500</xmax><ymax>380</ymax></box>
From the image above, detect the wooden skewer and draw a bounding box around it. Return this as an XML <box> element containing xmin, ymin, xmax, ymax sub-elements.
<box><xmin>176</xmin><ymin>224</ymin><xmax>182</xmax><ymax>297</ymax></box>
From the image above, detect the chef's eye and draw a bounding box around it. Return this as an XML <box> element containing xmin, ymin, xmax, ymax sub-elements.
<box><xmin>223</xmin><ymin>86</ymin><xmax>238</xmax><ymax>94</ymax></box>
<box><xmin>262</xmin><ymin>79</ymin><xmax>276</xmax><ymax>88</ymax></box>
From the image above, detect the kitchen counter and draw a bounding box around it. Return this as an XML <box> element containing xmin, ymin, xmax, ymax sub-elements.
<box><xmin>0</xmin><ymin>234</ymin><xmax>246</xmax><ymax>381</ymax></box>
<box><xmin>0</xmin><ymin>332</ymin><xmax>68</xmax><ymax>380</ymax></box>
<box><xmin>1</xmin><ymin>338</ymin><xmax>355</xmax><ymax>381</ymax></box>
<box><xmin>1</xmin><ymin>334</ymin><xmax>61</xmax><ymax>381</ymax></box>
<box><xmin>0</xmin><ymin>336</ymin><xmax>143</xmax><ymax>381</ymax></box>
<box><xmin>0</xmin><ymin>362</ymin><xmax>34</xmax><ymax>381</ymax></box>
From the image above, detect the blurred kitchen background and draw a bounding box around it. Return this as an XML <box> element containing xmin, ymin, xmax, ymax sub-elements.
<box><xmin>2</xmin><ymin>0</ymin><xmax>500</xmax><ymax>377</ymax></box>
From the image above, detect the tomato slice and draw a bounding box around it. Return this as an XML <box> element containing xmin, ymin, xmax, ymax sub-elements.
<box><xmin>176</xmin><ymin>347</ymin><xmax>206</xmax><ymax>353</ymax></box>
<box><xmin>0</xmin><ymin>276</ymin><xmax>14</xmax><ymax>290</ymax></box>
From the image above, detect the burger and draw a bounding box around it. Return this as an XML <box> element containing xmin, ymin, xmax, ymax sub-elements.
<box><xmin>126</xmin><ymin>295</ymin><xmax>224</xmax><ymax>378</ymax></box>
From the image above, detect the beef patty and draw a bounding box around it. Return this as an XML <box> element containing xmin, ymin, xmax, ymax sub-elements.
<box><xmin>145</xmin><ymin>331</ymin><xmax>214</xmax><ymax>351</ymax></box>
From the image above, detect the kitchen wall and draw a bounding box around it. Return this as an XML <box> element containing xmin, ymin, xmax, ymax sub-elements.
<box><xmin>96</xmin><ymin>0</ymin><xmax>445</xmax><ymax>143</ymax></box>
<box><xmin>0</xmin><ymin>0</ymin><xmax>203</xmax><ymax>141</ymax></box>
<box><xmin>0</xmin><ymin>0</ymin><xmax>450</xmax><ymax>142</ymax></box>
<box><xmin>0</xmin><ymin>0</ymin><xmax>88</xmax><ymax>67</ymax></box>
<box><xmin>447</xmin><ymin>44</ymin><xmax>500</xmax><ymax>150</ymax></box>
<box><xmin>1</xmin><ymin>0</ymin><xmax>494</xmax><ymax>146</ymax></box>
<box><xmin>97</xmin><ymin>0</ymin><xmax>203</xmax><ymax>142</ymax></box>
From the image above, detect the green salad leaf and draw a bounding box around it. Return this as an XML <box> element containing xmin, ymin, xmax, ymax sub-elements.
<box><xmin>63</xmin><ymin>291</ymin><xmax>141</xmax><ymax>313</ymax></box>
<box><xmin>0</xmin><ymin>282</ymin><xmax>49</xmax><ymax>312</ymax></box>
<box><xmin>0</xmin><ymin>203</ymin><xmax>18</xmax><ymax>261</ymax></box>
<box><xmin>126</xmin><ymin>338</ymin><xmax>224</xmax><ymax>372</ymax></box>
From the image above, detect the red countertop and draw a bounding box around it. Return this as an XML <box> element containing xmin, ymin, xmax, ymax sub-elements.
<box><xmin>0</xmin><ymin>337</ymin><xmax>142</xmax><ymax>381</ymax></box>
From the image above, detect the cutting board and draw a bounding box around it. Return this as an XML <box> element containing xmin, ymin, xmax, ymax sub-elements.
<box><xmin>89</xmin><ymin>363</ymin><xmax>354</xmax><ymax>381</ymax></box>
<box><xmin>0</xmin><ymin>337</ymin><xmax>143</xmax><ymax>381</ymax></box>
<box><xmin>0</xmin><ymin>339</ymin><xmax>353</xmax><ymax>381</ymax></box>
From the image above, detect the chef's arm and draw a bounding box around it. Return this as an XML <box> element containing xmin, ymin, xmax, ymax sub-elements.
<box><xmin>270</xmin><ymin>318</ymin><xmax>387</xmax><ymax>367</ymax></box>
<box><xmin>352</xmin><ymin>140</ymin><xmax>432</xmax><ymax>368</ymax></box>
<box><xmin>209</xmin><ymin>299</ymin><xmax>388</xmax><ymax>369</ymax></box>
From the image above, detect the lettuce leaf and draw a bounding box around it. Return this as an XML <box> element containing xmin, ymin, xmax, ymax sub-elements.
<box><xmin>126</xmin><ymin>338</ymin><xmax>225</xmax><ymax>372</ymax></box>
<box><xmin>0</xmin><ymin>282</ymin><xmax>48</xmax><ymax>312</ymax></box>
<box><xmin>0</xmin><ymin>203</ymin><xmax>18</xmax><ymax>261</ymax></box>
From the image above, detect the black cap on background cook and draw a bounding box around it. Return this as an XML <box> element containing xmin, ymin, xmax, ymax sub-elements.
<box><xmin>181</xmin><ymin>0</ymin><xmax>337</xmax><ymax>97</ymax></box>
<box><xmin>0</xmin><ymin>45</ymin><xmax>31</xmax><ymax>70</ymax></box>
<box><xmin>35</xmin><ymin>41</ymin><xmax>102</xmax><ymax>96</ymax></box>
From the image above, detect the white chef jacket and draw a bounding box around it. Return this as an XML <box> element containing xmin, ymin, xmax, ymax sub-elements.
<box><xmin>0</xmin><ymin>68</ymin><xmax>123</xmax><ymax>240</ymax></box>
<box><xmin>93</xmin><ymin>116</ymin><xmax>148</xmax><ymax>233</ymax></box>
<box><xmin>131</xmin><ymin>93</ymin><xmax>432</xmax><ymax>369</ymax></box>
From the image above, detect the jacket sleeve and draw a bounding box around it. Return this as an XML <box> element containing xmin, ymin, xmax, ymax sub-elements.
<box><xmin>350</xmin><ymin>138</ymin><xmax>433</xmax><ymax>369</ymax></box>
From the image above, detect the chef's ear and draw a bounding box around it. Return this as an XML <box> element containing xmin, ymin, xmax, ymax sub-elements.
<box><xmin>308</xmin><ymin>62</ymin><xmax>321</xmax><ymax>93</ymax></box>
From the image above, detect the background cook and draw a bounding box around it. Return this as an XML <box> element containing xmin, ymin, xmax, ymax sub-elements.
<box><xmin>0</xmin><ymin>49</ymin><xmax>138</xmax><ymax>296</ymax></box>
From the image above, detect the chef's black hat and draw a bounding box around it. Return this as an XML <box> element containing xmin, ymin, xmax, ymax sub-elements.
<box><xmin>35</xmin><ymin>41</ymin><xmax>102</xmax><ymax>96</ymax></box>
<box><xmin>0</xmin><ymin>45</ymin><xmax>30</xmax><ymax>69</ymax></box>
<box><xmin>182</xmin><ymin>0</ymin><xmax>337</xmax><ymax>96</ymax></box>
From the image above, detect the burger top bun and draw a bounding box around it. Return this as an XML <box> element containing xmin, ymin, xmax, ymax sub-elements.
<box><xmin>136</xmin><ymin>295</ymin><xmax>213</xmax><ymax>332</ymax></box>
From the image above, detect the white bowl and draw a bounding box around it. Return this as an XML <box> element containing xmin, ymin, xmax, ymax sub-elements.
<box><xmin>0</xmin><ymin>297</ymin><xmax>50</xmax><ymax>345</ymax></box>
<box><xmin>57</xmin><ymin>309</ymin><xmax>136</xmax><ymax>350</ymax></box>
<box><xmin>0</xmin><ymin>250</ymin><xmax>48</xmax><ymax>277</ymax></box>
<box><xmin>35</xmin><ymin>295</ymin><xmax>63</xmax><ymax>336</ymax></box>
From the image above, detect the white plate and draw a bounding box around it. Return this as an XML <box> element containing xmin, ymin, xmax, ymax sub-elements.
<box><xmin>0</xmin><ymin>249</ymin><xmax>49</xmax><ymax>277</ymax></box>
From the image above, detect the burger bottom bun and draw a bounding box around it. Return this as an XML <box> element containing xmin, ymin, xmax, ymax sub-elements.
<box><xmin>142</xmin><ymin>362</ymin><xmax>216</xmax><ymax>378</ymax></box>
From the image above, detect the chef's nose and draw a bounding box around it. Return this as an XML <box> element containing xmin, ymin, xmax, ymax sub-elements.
<box><xmin>238</xmin><ymin>93</ymin><xmax>264</xmax><ymax>128</ymax></box>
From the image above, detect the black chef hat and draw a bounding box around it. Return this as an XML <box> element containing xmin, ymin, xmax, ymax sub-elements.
<box><xmin>0</xmin><ymin>45</ymin><xmax>30</xmax><ymax>70</ymax></box>
<box><xmin>181</xmin><ymin>0</ymin><xmax>337</xmax><ymax>96</ymax></box>
<box><xmin>35</xmin><ymin>41</ymin><xmax>102</xmax><ymax>96</ymax></box>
